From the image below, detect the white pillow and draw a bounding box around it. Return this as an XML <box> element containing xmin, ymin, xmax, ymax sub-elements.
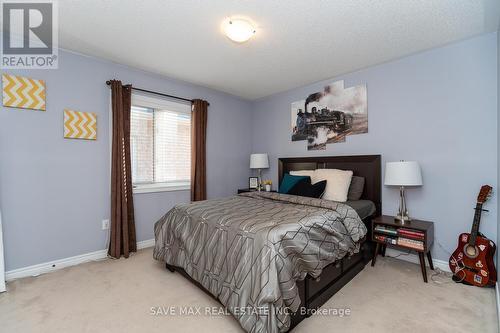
<box><xmin>314</xmin><ymin>169</ymin><xmax>353</xmax><ymax>202</ymax></box>
<box><xmin>289</xmin><ymin>170</ymin><xmax>317</xmax><ymax>183</ymax></box>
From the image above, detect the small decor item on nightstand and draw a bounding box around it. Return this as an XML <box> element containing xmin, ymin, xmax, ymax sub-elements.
<box><xmin>249</xmin><ymin>177</ymin><xmax>258</xmax><ymax>189</ymax></box>
<box><xmin>263</xmin><ymin>180</ymin><xmax>272</xmax><ymax>192</ymax></box>
<box><xmin>384</xmin><ymin>161</ymin><xmax>422</xmax><ymax>223</ymax></box>
<box><xmin>250</xmin><ymin>153</ymin><xmax>269</xmax><ymax>191</ymax></box>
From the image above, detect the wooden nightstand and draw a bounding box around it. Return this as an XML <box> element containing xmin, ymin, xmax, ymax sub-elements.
<box><xmin>371</xmin><ymin>215</ymin><xmax>435</xmax><ymax>283</ymax></box>
<box><xmin>237</xmin><ymin>188</ymin><xmax>276</xmax><ymax>194</ymax></box>
<box><xmin>238</xmin><ymin>188</ymin><xmax>257</xmax><ymax>194</ymax></box>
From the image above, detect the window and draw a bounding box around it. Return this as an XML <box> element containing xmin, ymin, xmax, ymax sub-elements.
<box><xmin>130</xmin><ymin>94</ymin><xmax>191</xmax><ymax>193</ymax></box>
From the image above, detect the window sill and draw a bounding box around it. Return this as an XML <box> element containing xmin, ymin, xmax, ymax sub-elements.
<box><xmin>133</xmin><ymin>183</ymin><xmax>190</xmax><ymax>194</ymax></box>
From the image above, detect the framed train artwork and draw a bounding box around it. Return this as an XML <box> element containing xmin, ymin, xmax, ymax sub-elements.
<box><xmin>291</xmin><ymin>80</ymin><xmax>368</xmax><ymax>150</ymax></box>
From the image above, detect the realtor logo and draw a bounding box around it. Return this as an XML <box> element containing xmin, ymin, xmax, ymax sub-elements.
<box><xmin>1</xmin><ymin>0</ymin><xmax>58</xmax><ymax>68</ymax></box>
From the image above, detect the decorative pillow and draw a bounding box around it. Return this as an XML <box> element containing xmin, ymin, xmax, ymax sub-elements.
<box><xmin>290</xmin><ymin>170</ymin><xmax>317</xmax><ymax>183</ymax></box>
<box><xmin>288</xmin><ymin>180</ymin><xmax>327</xmax><ymax>198</ymax></box>
<box><xmin>314</xmin><ymin>169</ymin><xmax>353</xmax><ymax>202</ymax></box>
<box><xmin>278</xmin><ymin>174</ymin><xmax>311</xmax><ymax>194</ymax></box>
<box><xmin>347</xmin><ymin>176</ymin><xmax>365</xmax><ymax>201</ymax></box>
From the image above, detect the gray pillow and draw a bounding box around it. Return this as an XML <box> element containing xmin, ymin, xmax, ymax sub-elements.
<box><xmin>347</xmin><ymin>176</ymin><xmax>365</xmax><ymax>200</ymax></box>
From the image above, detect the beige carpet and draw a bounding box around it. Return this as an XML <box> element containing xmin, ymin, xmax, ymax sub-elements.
<box><xmin>0</xmin><ymin>248</ymin><xmax>497</xmax><ymax>333</ymax></box>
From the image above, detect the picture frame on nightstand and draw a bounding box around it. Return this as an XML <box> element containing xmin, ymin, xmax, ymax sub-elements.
<box><xmin>249</xmin><ymin>177</ymin><xmax>258</xmax><ymax>189</ymax></box>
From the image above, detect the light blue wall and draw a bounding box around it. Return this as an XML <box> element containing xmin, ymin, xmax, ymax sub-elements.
<box><xmin>497</xmin><ymin>30</ymin><xmax>500</xmax><ymax>271</ymax></box>
<box><xmin>251</xmin><ymin>33</ymin><xmax>498</xmax><ymax>262</ymax></box>
<box><xmin>0</xmin><ymin>50</ymin><xmax>253</xmax><ymax>271</ymax></box>
<box><xmin>1</xmin><ymin>33</ymin><xmax>497</xmax><ymax>271</ymax></box>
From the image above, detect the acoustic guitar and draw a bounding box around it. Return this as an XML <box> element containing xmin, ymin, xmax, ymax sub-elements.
<box><xmin>449</xmin><ymin>185</ymin><xmax>496</xmax><ymax>287</ymax></box>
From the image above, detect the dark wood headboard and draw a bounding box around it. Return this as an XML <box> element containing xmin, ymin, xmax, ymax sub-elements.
<box><xmin>278</xmin><ymin>155</ymin><xmax>381</xmax><ymax>216</ymax></box>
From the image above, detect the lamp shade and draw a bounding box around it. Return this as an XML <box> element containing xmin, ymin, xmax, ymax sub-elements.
<box><xmin>384</xmin><ymin>161</ymin><xmax>422</xmax><ymax>186</ymax></box>
<box><xmin>250</xmin><ymin>153</ymin><xmax>269</xmax><ymax>169</ymax></box>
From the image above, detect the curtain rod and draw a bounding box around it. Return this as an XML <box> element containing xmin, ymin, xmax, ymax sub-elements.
<box><xmin>105</xmin><ymin>80</ymin><xmax>209</xmax><ymax>106</ymax></box>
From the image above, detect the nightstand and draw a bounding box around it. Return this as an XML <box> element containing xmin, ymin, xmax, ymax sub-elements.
<box><xmin>371</xmin><ymin>215</ymin><xmax>434</xmax><ymax>283</ymax></box>
<box><xmin>237</xmin><ymin>188</ymin><xmax>276</xmax><ymax>194</ymax></box>
<box><xmin>238</xmin><ymin>188</ymin><xmax>257</xmax><ymax>194</ymax></box>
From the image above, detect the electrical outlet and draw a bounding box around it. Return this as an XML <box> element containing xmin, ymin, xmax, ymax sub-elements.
<box><xmin>102</xmin><ymin>219</ymin><xmax>110</xmax><ymax>230</ymax></box>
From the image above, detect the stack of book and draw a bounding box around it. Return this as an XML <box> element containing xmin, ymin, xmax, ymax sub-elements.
<box><xmin>374</xmin><ymin>226</ymin><xmax>425</xmax><ymax>251</ymax></box>
<box><xmin>374</xmin><ymin>234</ymin><xmax>397</xmax><ymax>245</ymax></box>
<box><xmin>397</xmin><ymin>228</ymin><xmax>425</xmax><ymax>240</ymax></box>
<box><xmin>374</xmin><ymin>225</ymin><xmax>398</xmax><ymax>236</ymax></box>
<box><xmin>397</xmin><ymin>237</ymin><xmax>424</xmax><ymax>250</ymax></box>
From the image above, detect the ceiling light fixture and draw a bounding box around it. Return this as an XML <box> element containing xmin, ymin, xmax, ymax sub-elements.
<box><xmin>222</xmin><ymin>18</ymin><xmax>256</xmax><ymax>43</ymax></box>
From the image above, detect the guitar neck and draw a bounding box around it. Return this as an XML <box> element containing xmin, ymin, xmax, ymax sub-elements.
<box><xmin>469</xmin><ymin>203</ymin><xmax>483</xmax><ymax>245</ymax></box>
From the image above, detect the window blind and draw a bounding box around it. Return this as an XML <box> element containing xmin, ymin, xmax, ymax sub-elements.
<box><xmin>131</xmin><ymin>106</ymin><xmax>154</xmax><ymax>183</ymax></box>
<box><xmin>154</xmin><ymin>109</ymin><xmax>191</xmax><ymax>184</ymax></box>
<box><xmin>130</xmin><ymin>102</ymin><xmax>191</xmax><ymax>187</ymax></box>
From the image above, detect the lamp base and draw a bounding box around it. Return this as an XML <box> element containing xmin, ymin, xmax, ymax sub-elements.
<box><xmin>394</xmin><ymin>214</ymin><xmax>411</xmax><ymax>224</ymax></box>
<box><xmin>257</xmin><ymin>169</ymin><xmax>262</xmax><ymax>192</ymax></box>
<box><xmin>395</xmin><ymin>186</ymin><xmax>411</xmax><ymax>224</ymax></box>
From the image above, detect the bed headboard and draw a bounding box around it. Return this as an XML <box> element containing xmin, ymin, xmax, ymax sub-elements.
<box><xmin>278</xmin><ymin>155</ymin><xmax>381</xmax><ymax>216</ymax></box>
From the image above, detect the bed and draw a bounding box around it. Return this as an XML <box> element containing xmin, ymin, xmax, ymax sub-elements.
<box><xmin>153</xmin><ymin>155</ymin><xmax>381</xmax><ymax>332</ymax></box>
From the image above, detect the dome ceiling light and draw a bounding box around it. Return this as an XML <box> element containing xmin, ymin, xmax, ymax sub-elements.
<box><xmin>222</xmin><ymin>18</ymin><xmax>256</xmax><ymax>43</ymax></box>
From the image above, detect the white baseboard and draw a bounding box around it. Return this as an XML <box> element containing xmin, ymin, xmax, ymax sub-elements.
<box><xmin>4</xmin><ymin>240</ymin><xmax>449</xmax><ymax>282</ymax></box>
<box><xmin>496</xmin><ymin>283</ymin><xmax>500</xmax><ymax>332</ymax></box>
<box><xmin>384</xmin><ymin>248</ymin><xmax>451</xmax><ymax>273</ymax></box>
<box><xmin>5</xmin><ymin>238</ymin><xmax>155</xmax><ymax>282</ymax></box>
<box><xmin>137</xmin><ymin>238</ymin><xmax>155</xmax><ymax>249</ymax></box>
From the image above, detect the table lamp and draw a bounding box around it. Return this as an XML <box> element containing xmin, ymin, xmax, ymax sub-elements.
<box><xmin>250</xmin><ymin>153</ymin><xmax>269</xmax><ymax>191</ymax></box>
<box><xmin>384</xmin><ymin>161</ymin><xmax>423</xmax><ymax>223</ymax></box>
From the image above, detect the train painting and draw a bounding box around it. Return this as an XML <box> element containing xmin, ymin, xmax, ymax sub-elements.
<box><xmin>291</xmin><ymin>80</ymin><xmax>367</xmax><ymax>150</ymax></box>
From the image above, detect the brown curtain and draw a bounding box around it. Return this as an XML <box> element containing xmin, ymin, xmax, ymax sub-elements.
<box><xmin>191</xmin><ymin>99</ymin><xmax>208</xmax><ymax>201</ymax></box>
<box><xmin>108</xmin><ymin>80</ymin><xmax>137</xmax><ymax>258</ymax></box>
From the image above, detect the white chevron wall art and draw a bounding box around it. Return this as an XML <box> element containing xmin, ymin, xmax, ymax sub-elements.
<box><xmin>2</xmin><ymin>74</ymin><xmax>46</xmax><ymax>111</ymax></box>
<box><xmin>64</xmin><ymin>109</ymin><xmax>97</xmax><ymax>140</ymax></box>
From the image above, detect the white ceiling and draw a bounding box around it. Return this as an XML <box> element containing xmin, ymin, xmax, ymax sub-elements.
<box><xmin>59</xmin><ymin>0</ymin><xmax>500</xmax><ymax>100</ymax></box>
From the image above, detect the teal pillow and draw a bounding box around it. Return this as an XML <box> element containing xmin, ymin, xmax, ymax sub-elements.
<box><xmin>279</xmin><ymin>174</ymin><xmax>311</xmax><ymax>194</ymax></box>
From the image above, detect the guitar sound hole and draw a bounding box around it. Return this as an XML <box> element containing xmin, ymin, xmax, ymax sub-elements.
<box><xmin>464</xmin><ymin>244</ymin><xmax>478</xmax><ymax>258</ymax></box>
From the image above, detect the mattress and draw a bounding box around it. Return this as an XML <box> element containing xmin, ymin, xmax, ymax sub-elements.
<box><xmin>345</xmin><ymin>199</ymin><xmax>376</xmax><ymax>219</ymax></box>
<box><xmin>154</xmin><ymin>191</ymin><xmax>367</xmax><ymax>333</ymax></box>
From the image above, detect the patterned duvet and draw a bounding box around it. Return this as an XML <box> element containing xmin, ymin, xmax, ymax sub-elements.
<box><xmin>153</xmin><ymin>191</ymin><xmax>367</xmax><ymax>333</ymax></box>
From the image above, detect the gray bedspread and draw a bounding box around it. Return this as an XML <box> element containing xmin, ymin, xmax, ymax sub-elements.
<box><xmin>153</xmin><ymin>192</ymin><xmax>367</xmax><ymax>333</ymax></box>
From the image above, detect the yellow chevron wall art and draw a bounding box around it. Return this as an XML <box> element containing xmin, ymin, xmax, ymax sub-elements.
<box><xmin>64</xmin><ymin>109</ymin><xmax>97</xmax><ymax>140</ymax></box>
<box><xmin>2</xmin><ymin>74</ymin><xmax>46</xmax><ymax>111</ymax></box>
